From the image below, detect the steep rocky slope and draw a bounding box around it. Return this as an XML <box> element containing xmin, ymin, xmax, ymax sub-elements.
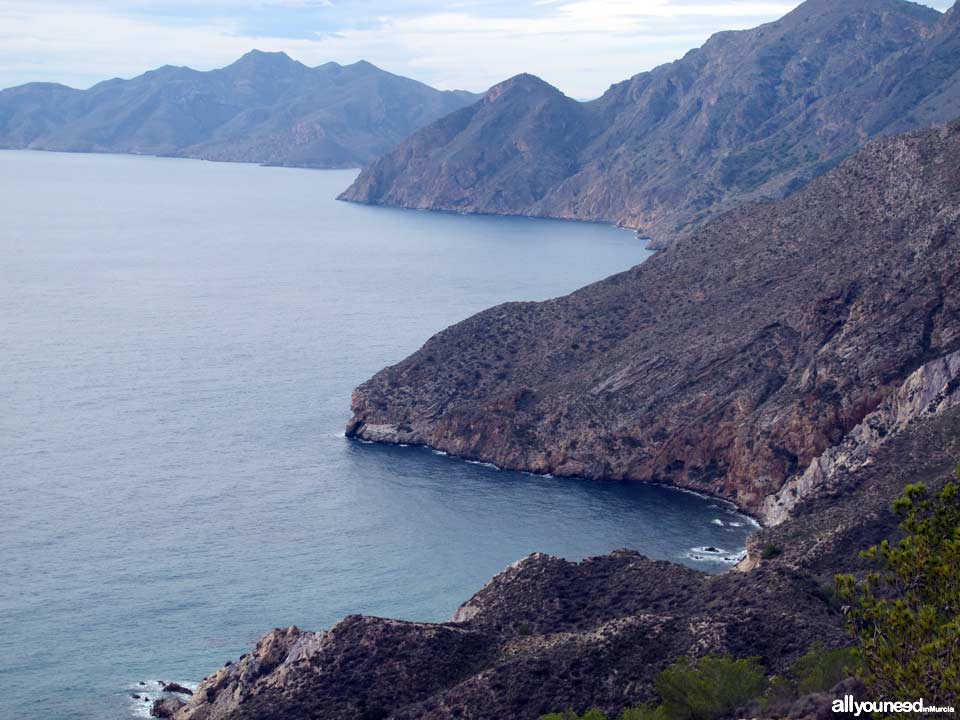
<box><xmin>341</xmin><ymin>0</ymin><xmax>960</xmax><ymax>246</ymax></box>
<box><xmin>347</xmin><ymin>121</ymin><xmax>960</xmax><ymax>514</ymax></box>
<box><xmin>168</xmin><ymin>399</ymin><xmax>960</xmax><ymax>720</ymax></box>
<box><xmin>164</xmin><ymin>120</ymin><xmax>960</xmax><ymax>720</ymax></box>
<box><xmin>0</xmin><ymin>51</ymin><xmax>478</xmax><ymax>168</ymax></box>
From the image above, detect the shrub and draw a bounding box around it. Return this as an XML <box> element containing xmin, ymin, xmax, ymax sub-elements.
<box><xmin>581</xmin><ymin>710</ymin><xmax>609</xmax><ymax>720</ymax></box>
<box><xmin>541</xmin><ymin>655</ymin><xmax>768</xmax><ymax>720</ymax></box>
<box><xmin>760</xmin><ymin>543</ymin><xmax>782</xmax><ymax>560</ymax></box>
<box><xmin>655</xmin><ymin>655</ymin><xmax>767</xmax><ymax>720</ymax></box>
<box><xmin>619</xmin><ymin>704</ymin><xmax>667</xmax><ymax>720</ymax></box>
<box><xmin>791</xmin><ymin>643</ymin><xmax>860</xmax><ymax>695</ymax></box>
<box><xmin>760</xmin><ymin>674</ymin><xmax>797</xmax><ymax>708</ymax></box>
<box><xmin>837</xmin><ymin>476</ymin><xmax>960</xmax><ymax>704</ymax></box>
<box><xmin>540</xmin><ymin>710</ymin><xmax>607</xmax><ymax>720</ymax></box>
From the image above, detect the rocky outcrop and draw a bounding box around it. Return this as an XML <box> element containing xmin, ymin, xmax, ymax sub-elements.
<box><xmin>173</xmin><ymin>554</ymin><xmax>847</xmax><ymax>720</ymax></box>
<box><xmin>762</xmin><ymin>350</ymin><xmax>960</xmax><ymax>524</ymax></box>
<box><xmin>340</xmin><ymin>0</ymin><xmax>960</xmax><ymax>248</ymax></box>
<box><xmin>347</xmin><ymin>122</ymin><xmax>960</xmax><ymax>514</ymax></box>
<box><xmin>170</xmin><ymin>117</ymin><xmax>960</xmax><ymax>720</ymax></box>
<box><xmin>152</xmin><ymin>697</ymin><xmax>187</xmax><ymax>718</ymax></box>
<box><xmin>163</xmin><ymin>683</ymin><xmax>194</xmax><ymax>696</ymax></box>
<box><xmin>0</xmin><ymin>52</ymin><xmax>479</xmax><ymax>168</ymax></box>
<box><xmin>173</xmin><ymin>397</ymin><xmax>960</xmax><ymax>720</ymax></box>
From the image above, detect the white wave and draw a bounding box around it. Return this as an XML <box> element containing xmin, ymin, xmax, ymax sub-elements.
<box><xmin>711</xmin><ymin>518</ymin><xmax>724</xmax><ymax>526</ymax></box>
<box><xmin>466</xmin><ymin>460</ymin><xmax>501</xmax><ymax>470</ymax></box>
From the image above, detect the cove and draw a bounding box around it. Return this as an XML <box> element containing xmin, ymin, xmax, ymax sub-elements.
<box><xmin>0</xmin><ymin>149</ymin><xmax>756</xmax><ymax>720</ymax></box>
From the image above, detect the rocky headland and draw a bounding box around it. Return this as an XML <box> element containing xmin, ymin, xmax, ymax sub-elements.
<box><xmin>170</xmin><ymin>121</ymin><xmax>960</xmax><ymax>720</ymax></box>
<box><xmin>347</xmin><ymin>122</ymin><xmax>960</xmax><ymax>519</ymax></box>
<box><xmin>340</xmin><ymin>0</ymin><xmax>960</xmax><ymax>248</ymax></box>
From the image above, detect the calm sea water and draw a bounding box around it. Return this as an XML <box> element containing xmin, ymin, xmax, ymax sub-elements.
<box><xmin>0</xmin><ymin>150</ymin><xmax>757</xmax><ymax>720</ymax></box>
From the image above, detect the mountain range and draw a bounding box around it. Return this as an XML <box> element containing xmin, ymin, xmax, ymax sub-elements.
<box><xmin>0</xmin><ymin>51</ymin><xmax>479</xmax><ymax>168</ymax></box>
<box><xmin>169</xmin><ymin>115</ymin><xmax>960</xmax><ymax>720</ymax></box>
<box><xmin>340</xmin><ymin>0</ymin><xmax>960</xmax><ymax>246</ymax></box>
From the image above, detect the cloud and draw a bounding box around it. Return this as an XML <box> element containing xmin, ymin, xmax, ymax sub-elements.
<box><xmin>0</xmin><ymin>0</ymin><xmax>953</xmax><ymax>97</ymax></box>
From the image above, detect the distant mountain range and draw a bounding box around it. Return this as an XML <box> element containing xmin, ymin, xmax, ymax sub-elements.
<box><xmin>0</xmin><ymin>51</ymin><xmax>479</xmax><ymax>168</ymax></box>
<box><xmin>341</xmin><ymin>0</ymin><xmax>960</xmax><ymax>246</ymax></box>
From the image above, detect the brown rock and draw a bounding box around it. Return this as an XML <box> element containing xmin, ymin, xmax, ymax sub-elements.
<box><xmin>347</xmin><ymin>122</ymin><xmax>960</xmax><ymax>514</ymax></box>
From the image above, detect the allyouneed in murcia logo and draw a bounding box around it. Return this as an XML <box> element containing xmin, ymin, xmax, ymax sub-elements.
<box><xmin>833</xmin><ymin>695</ymin><xmax>956</xmax><ymax>716</ymax></box>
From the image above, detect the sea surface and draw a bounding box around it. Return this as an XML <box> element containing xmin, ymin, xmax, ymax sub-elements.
<box><xmin>0</xmin><ymin>150</ymin><xmax>757</xmax><ymax>720</ymax></box>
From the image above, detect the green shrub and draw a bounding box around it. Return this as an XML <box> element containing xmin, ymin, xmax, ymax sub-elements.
<box><xmin>581</xmin><ymin>710</ymin><xmax>609</xmax><ymax>720</ymax></box>
<box><xmin>760</xmin><ymin>543</ymin><xmax>782</xmax><ymax>560</ymax></box>
<box><xmin>837</xmin><ymin>475</ymin><xmax>960</xmax><ymax>704</ymax></box>
<box><xmin>791</xmin><ymin>643</ymin><xmax>860</xmax><ymax>694</ymax></box>
<box><xmin>760</xmin><ymin>674</ymin><xmax>797</xmax><ymax>708</ymax></box>
<box><xmin>619</xmin><ymin>704</ymin><xmax>667</xmax><ymax>720</ymax></box>
<box><xmin>541</xmin><ymin>655</ymin><xmax>768</xmax><ymax>720</ymax></box>
<box><xmin>540</xmin><ymin>710</ymin><xmax>608</xmax><ymax>720</ymax></box>
<box><xmin>655</xmin><ymin>655</ymin><xmax>767</xmax><ymax>720</ymax></box>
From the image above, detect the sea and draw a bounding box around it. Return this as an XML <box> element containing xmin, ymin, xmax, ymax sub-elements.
<box><xmin>0</xmin><ymin>149</ymin><xmax>757</xmax><ymax>719</ymax></box>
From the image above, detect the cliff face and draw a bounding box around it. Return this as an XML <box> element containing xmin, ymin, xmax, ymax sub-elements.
<box><xmin>172</xmin><ymin>558</ymin><xmax>845</xmax><ymax>720</ymax></box>
<box><xmin>168</xmin><ymin>118</ymin><xmax>960</xmax><ymax>720</ymax></box>
<box><xmin>0</xmin><ymin>52</ymin><xmax>479</xmax><ymax>168</ymax></box>
<box><xmin>171</xmin><ymin>400</ymin><xmax>960</xmax><ymax>720</ymax></box>
<box><xmin>346</xmin><ymin>122</ymin><xmax>960</xmax><ymax>513</ymax></box>
<box><xmin>340</xmin><ymin>0</ymin><xmax>960</xmax><ymax>246</ymax></box>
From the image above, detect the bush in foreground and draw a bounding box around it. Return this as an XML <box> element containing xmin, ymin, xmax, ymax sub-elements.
<box><xmin>837</xmin><ymin>474</ymin><xmax>960</xmax><ymax>705</ymax></box>
<box><xmin>540</xmin><ymin>655</ymin><xmax>765</xmax><ymax>720</ymax></box>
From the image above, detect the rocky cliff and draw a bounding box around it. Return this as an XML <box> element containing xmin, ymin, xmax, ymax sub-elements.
<box><xmin>167</xmin><ymin>119</ymin><xmax>960</xmax><ymax>720</ymax></box>
<box><xmin>346</xmin><ymin>121</ymin><xmax>960</xmax><ymax>514</ymax></box>
<box><xmin>169</xmin><ymin>399</ymin><xmax>960</xmax><ymax>719</ymax></box>
<box><xmin>340</xmin><ymin>0</ymin><xmax>960</xmax><ymax>247</ymax></box>
<box><xmin>0</xmin><ymin>52</ymin><xmax>479</xmax><ymax>168</ymax></box>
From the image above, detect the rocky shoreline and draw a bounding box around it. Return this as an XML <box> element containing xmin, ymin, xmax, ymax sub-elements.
<box><xmin>163</xmin><ymin>122</ymin><xmax>960</xmax><ymax>720</ymax></box>
<box><xmin>346</xmin><ymin>123</ymin><xmax>960</xmax><ymax>518</ymax></box>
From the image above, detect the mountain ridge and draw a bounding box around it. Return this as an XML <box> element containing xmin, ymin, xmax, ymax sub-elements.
<box><xmin>0</xmin><ymin>51</ymin><xmax>481</xmax><ymax>168</ymax></box>
<box><xmin>340</xmin><ymin>0</ymin><xmax>960</xmax><ymax>246</ymax></box>
<box><xmin>346</xmin><ymin>120</ymin><xmax>960</xmax><ymax>516</ymax></box>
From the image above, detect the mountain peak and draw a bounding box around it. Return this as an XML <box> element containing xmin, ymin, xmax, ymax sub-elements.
<box><xmin>486</xmin><ymin>74</ymin><xmax>563</xmax><ymax>102</ymax></box>
<box><xmin>783</xmin><ymin>0</ymin><xmax>940</xmax><ymax>23</ymax></box>
<box><xmin>228</xmin><ymin>49</ymin><xmax>304</xmax><ymax>72</ymax></box>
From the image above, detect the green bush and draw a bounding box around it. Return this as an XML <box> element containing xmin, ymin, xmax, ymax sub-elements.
<box><xmin>540</xmin><ymin>710</ymin><xmax>608</xmax><ymax>720</ymax></box>
<box><xmin>760</xmin><ymin>543</ymin><xmax>782</xmax><ymax>560</ymax></box>
<box><xmin>581</xmin><ymin>710</ymin><xmax>609</xmax><ymax>720</ymax></box>
<box><xmin>542</xmin><ymin>655</ymin><xmax>768</xmax><ymax>720</ymax></box>
<box><xmin>837</xmin><ymin>475</ymin><xmax>960</xmax><ymax>704</ymax></box>
<box><xmin>619</xmin><ymin>704</ymin><xmax>667</xmax><ymax>720</ymax></box>
<box><xmin>655</xmin><ymin>655</ymin><xmax>767</xmax><ymax>720</ymax></box>
<box><xmin>760</xmin><ymin>674</ymin><xmax>797</xmax><ymax>708</ymax></box>
<box><xmin>791</xmin><ymin>643</ymin><xmax>860</xmax><ymax>694</ymax></box>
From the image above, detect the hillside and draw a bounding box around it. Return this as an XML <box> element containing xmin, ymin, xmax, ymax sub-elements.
<box><xmin>0</xmin><ymin>51</ymin><xmax>479</xmax><ymax>168</ymax></box>
<box><xmin>340</xmin><ymin>0</ymin><xmax>960</xmax><ymax>246</ymax></box>
<box><xmin>346</xmin><ymin>122</ymin><xmax>960</xmax><ymax>517</ymax></box>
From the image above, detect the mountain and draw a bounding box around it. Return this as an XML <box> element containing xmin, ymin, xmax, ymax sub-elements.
<box><xmin>164</xmin><ymin>358</ymin><xmax>960</xmax><ymax>719</ymax></box>
<box><xmin>160</xmin><ymin>112</ymin><xmax>960</xmax><ymax>720</ymax></box>
<box><xmin>346</xmin><ymin>120</ymin><xmax>960</xmax><ymax>518</ymax></box>
<box><xmin>0</xmin><ymin>51</ymin><xmax>480</xmax><ymax>168</ymax></box>
<box><xmin>340</xmin><ymin>0</ymin><xmax>960</xmax><ymax>246</ymax></box>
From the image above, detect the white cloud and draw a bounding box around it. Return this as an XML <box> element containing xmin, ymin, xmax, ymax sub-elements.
<box><xmin>0</xmin><ymin>0</ymin><xmax>952</xmax><ymax>97</ymax></box>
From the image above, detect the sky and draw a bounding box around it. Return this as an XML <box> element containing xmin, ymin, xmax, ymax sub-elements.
<box><xmin>0</xmin><ymin>0</ymin><xmax>955</xmax><ymax>98</ymax></box>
